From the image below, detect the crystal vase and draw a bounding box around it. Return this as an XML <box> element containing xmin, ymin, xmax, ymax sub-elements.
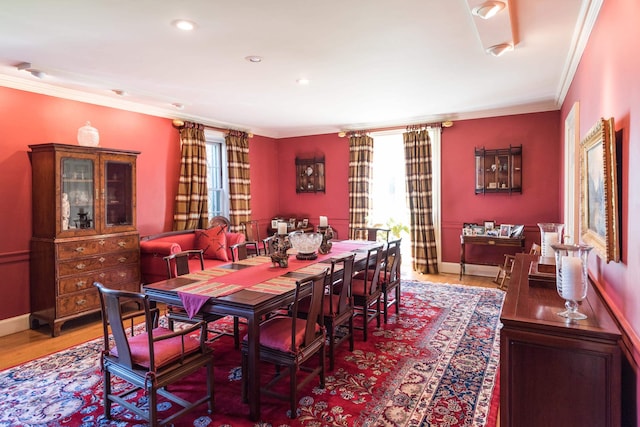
<box><xmin>551</xmin><ymin>243</ymin><xmax>593</xmax><ymax>320</ymax></box>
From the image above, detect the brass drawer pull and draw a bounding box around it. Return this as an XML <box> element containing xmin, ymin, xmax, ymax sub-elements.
<box><xmin>76</xmin><ymin>299</ymin><xmax>86</xmax><ymax>306</ymax></box>
<box><xmin>75</xmin><ymin>247</ymin><xmax>85</xmax><ymax>253</ymax></box>
<box><xmin>118</xmin><ymin>257</ymin><xmax>127</xmax><ymax>263</ymax></box>
<box><xmin>98</xmin><ymin>240</ymin><xmax>106</xmax><ymax>246</ymax></box>
<box><xmin>75</xmin><ymin>263</ymin><xmax>86</xmax><ymax>270</ymax></box>
<box><xmin>98</xmin><ymin>257</ymin><xmax>106</xmax><ymax>263</ymax></box>
<box><xmin>118</xmin><ymin>241</ymin><xmax>127</xmax><ymax>247</ymax></box>
<box><xmin>75</xmin><ymin>280</ymin><xmax>86</xmax><ymax>289</ymax></box>
<box><xmin>99</xmin><ymin>273</ymin><xmax>106</xmax><ymax>279</ymax></box>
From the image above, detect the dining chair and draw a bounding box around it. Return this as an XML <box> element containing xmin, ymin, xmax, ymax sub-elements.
<box><xmin>240</xmin><ymin>269</ymin><xmax>329</xmax><ymax>418</ymax></box>
<box><xmin>494</xmin><ymin>253</ymin><xmax>516</xmax><ymax>290</ymax></box>
<box><xmin>380</xmin><ymin>238</ymin><xmax>402</xmax><ymax>323</ymax></box>
<box><xmin>530</xmin><ymin>242</ymin><xmax>542</xmax><ymax>255</ymax></box>
<box><xmin>353</xmin><ymin>227</ymin><xmax>390</xmax><ymax>243</ymax></box>
<box><xmin>163</xmin><ymin>250</ymin><xmax>240</xmax><ymax>348</ymax></box>
<box><xmin>240</xmin><ymin>220</ymin><xmax>264</xmax><ymax>255</ymax></box>
<box><xmin>230</xmin><ymin>241</ymin><xmax>259</xmax><ymax>262</ymax></box>
<box><xmin>262</xmin><ymin>235</ymin><xmax>276</xmax><ymax>255</ymax></box>
<box><xmin>299</xmin><ymin>252</ymin><xmax>356</xmax><ymax>370</ymax></box>
<box><xmin>351</xmin><ymin>243</ymin><xmax>384</xmax><ymax>341</ymax></box>
<box><xmin>94</xmin><ymin>282</ymin><xmax>214</xmax><ymax>427</ymax></box>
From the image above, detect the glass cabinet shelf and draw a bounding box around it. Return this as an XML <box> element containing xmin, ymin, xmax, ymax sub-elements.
<box><xmin>475</xmin><ymin>145</ymin><xmax>522</xmax><ymax>194</ymax></box>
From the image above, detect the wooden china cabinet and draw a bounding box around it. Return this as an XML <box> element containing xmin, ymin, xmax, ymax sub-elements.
<box><xmin>28</xmin><ymin>143</ymin><xmax>141</xmax><ymax>336</ymax></box>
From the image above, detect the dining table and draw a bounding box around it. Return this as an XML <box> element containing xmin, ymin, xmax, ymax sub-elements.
<box><xmin>142</xmin><ymin>239</ymin><xmax>379</xmax><ymax>421</ymax></box>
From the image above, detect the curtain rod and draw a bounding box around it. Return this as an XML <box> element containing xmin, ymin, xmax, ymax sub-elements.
<box><xmin>338</xmin><ymin>120</ymin><xmax>453</xmax><ymax>137</ymax></box>
<box><xmin>172</xmin><ymin>119</ymin><xmax>254</xmax><ymax>138</ymax></box>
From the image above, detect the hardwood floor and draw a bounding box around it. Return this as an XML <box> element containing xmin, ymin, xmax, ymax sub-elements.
<box><xmin>0</xmin><ymin>272</ymin><xmax>497</xmax><ymax>371</ymax></box>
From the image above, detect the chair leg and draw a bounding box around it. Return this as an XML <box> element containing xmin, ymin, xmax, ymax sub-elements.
<box><xmin>148</xmin><ymin>382</ymin><xmax>158</xmax><ymax>427</ymax></box>
<box><xmin>103</xmin><ymin>367</ymin><xmax>112</xmax><ymax>419</ymax></box>
<box><xmin>383</xmin><ymin>289</ymin><xmax>389</xmax><ymax>324</ymax></box>
<box><xmin>289</xmin><ymin>365</ymin><xmax>297</xmax><ymax>418</ymax></box>
<box><xmin>375</xmin><ymin>297</ymin><xmax>381</xmax><ymax>328</ymax></box>
<box><xmin>241</xmin><ymin>352</ymin><xmax>248</xmax><ymax>403</ymax></box>
<box><xmin>207</xmin><ymin>360</ymin><xmax>215</xmax><ymax>414</ymax></box>
<box><xmin>395</xmin><ymin>285</ymin><xmax>401</xmax><ymax>316</ymax></box>
<box><xmin>348</xmin><ymin>315</ymin><xmax>354</xmax><ymax>351</ymax></box>
<box><xmin>327</xmin><ymin>322</ymin><xmax>335</xmax><ymax>371</ymax></box>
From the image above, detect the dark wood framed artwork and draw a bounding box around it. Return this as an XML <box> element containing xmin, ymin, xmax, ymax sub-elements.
<box><xmin>580</xmin><ymin>117</ymin><xmax>619</xmax><ymax>263</ymax></box>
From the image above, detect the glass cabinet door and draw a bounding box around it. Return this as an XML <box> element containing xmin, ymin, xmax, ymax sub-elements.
<box><xmin>62</xmin><ymin>157</ymin><xmax>95</xmax><ymax>232</ymax></box>
<box><xmin>104</xmin><ymin>160</ymin><xmax>134</xmax><ymax>230</ymax></box>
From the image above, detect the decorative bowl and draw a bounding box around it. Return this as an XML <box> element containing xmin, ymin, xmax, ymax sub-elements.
<box><xmin>288</xmin><ymin>232</ymin><xmax>323</xmax><ymax>259</ymax></box>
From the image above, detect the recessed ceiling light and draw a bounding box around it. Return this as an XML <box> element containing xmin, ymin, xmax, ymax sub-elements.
<box><xmin>172</xmin><ymin>19</ymin><xmax>196</xmax><ymax>31</ymax></box>
<box><xmin>16</xmin><ymin>61</ymin><xmax>46</xmax><ymax>78</ymax></box>
<box><xmin>486</xmin><ymin>43</ymin><xmax>514</xmax><ymax>57</ymax></box>
<box><xmin>296</xmin><ymin>78</ymin><xmax>310</xmax><ymax>85</ymax></box>
<box><xmin>471</xmin><ymin>1</ymin><xmax>506</xmax><ymax>19</ymax></box>
<box><xmin>245</xmin><ymin>55</ymin><xmax>263</xmax><ymax>63</ymax></box>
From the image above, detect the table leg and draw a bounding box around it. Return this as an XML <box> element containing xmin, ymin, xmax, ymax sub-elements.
<box><xmin>460</xmin><ymin>238</ymin><xmax>465</xmax><ymax>280</ymax></box>
<box><xmin>247</xmin><ymin>315</ymin><xmax>260</xmax><ymax>421</ymax></box>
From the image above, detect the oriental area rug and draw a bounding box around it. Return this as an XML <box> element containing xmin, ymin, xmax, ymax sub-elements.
<box><xmin>0</xmin><ymin>281</ymin><xmax>504</xmax><ymax>427</ymax></box>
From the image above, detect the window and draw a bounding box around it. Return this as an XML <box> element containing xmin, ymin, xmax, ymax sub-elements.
<box><xmin>204</xmin><ymin>130</ymin><xmax>229</xmax><ymax>219</ymax></box>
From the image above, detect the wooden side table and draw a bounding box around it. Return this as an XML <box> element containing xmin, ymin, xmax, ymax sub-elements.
<box><xmin>459</xmin><ymin>234</ymin><xmax>524</xmax><ymax>279</ymax></box>
<box><xmin>500</xmin><ymin>253</ymin><xmax>621</xmax><ymax>427</ymax></box>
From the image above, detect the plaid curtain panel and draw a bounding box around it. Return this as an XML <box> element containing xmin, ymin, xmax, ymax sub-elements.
<box><xmin>173</xmin><ymin>122</ymin><xmax>209</xmax><ymax>231</ymax></box>
<box><xmin>403</xmin><ymin>129</ymin><xmax>439</xmax><ymax>274</ymax></box>
<box><xmin>348</xmin><ymin>134</ymin><xmax>373</xmax><ymax>239</ymax></box>
<box><xmin>225</xmin><ymin>131</ymin><xmax>251</xmax><ymax>232</ymax></box>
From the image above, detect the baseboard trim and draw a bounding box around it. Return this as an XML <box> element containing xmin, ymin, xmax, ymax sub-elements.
<box><xmin>0</xmin><ymin>314</ymin><xmax>30</xmax><ymax>338</ymax></box>
<box><xmin>440</xmin><ymin>261</ymin><xmax>498</xmax><ymax>278</ymax></box>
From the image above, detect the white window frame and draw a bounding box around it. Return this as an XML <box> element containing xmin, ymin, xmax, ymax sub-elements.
<box><xmin>204</xmin><ymin>129</ymin><xmax>229</xmax><ymax>219</ymax></box>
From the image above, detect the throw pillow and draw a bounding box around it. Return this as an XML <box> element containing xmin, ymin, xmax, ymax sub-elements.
<box><xmin>196</xmin><ymin>226</ymin><xmax>228</xmax><ymax>261</ymax></box>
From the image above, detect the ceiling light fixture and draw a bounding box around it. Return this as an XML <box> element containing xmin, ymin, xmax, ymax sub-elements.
<box><xmin>245</xmin><ymin>55</ymin><xmax>263</xmax><ymax>63</ymax></box>
<box><xmin>112</xmin><ymin>89</ymin><xmax>127</xmax><ymax>96</ymax></box>
<box><xmin>171</xmin><ymin>102</ymin><xmax>184</xmax><ymax>110</ymax></box>
<box><xmin>172</xmin><ymin>19</ymin><xmax>196</xmax><ymax>31</ymax></box>
<box><xmin>471</xmin><ymin>1</ymin><xmax>506</xmax><ymax>19</ymax></box>
<box><xmin>16</xmin><ymin>61</ymin><xmax>46</xmax><ymax>79</ymax></box>
<box><xmin>486</xmin><ymin>43</ymin><xmax>514</xmax><ymax>57</ymax></box>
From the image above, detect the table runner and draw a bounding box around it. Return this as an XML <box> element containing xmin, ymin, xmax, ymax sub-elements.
<box><xmin>176</xmin><ymin>240</ymin><xmax>377</xmax><ymax>317</ymax></box>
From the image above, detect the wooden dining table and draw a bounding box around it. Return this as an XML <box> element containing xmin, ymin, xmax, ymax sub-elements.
<box><xmin>142</xmin><ymin>240</ymin><xmax>378</xmax><ymax>421</ymax></box>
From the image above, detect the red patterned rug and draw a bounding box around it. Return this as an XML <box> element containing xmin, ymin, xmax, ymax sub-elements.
<box><xmin>0</xmin><ymin>280</ymin><xmax>503</xmax><ymax>426</ymax></box>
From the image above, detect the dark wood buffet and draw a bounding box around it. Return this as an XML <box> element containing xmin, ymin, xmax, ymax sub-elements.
<box><xmin>500</xmin><ymin>253</ymin><xmax>621</xmax><ymax>427</ymax></box>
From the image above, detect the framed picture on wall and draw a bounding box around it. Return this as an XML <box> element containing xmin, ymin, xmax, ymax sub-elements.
<box><xmin>580</xmin><ymin>117</ymin><xmax>620</xmax><ymax>262</ymax></box>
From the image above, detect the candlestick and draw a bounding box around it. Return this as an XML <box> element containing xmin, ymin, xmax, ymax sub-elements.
<box><xmin>560</xmin><ymin>256</ymin><xmax>582</xmax><ymax>300</ymax></box>
<box><xmin>277</xmin><ymin>222</ymin><xmax>288</xmax><ymax>235</ymax></box>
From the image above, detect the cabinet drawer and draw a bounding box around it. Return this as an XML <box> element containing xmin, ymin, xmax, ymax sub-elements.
<box><xmin>57</xmin><ymin>235</ymin><xmax>139</xmax><ymax>260</ymax></box>
<box><xmin>58</xmin><ymin>250</ymin><xmax>139</xmax><ymax>277</ymax></box>
<box><xmin>58</xmin><ymin>264</ymin><xmax>139</xmax><ymax>294</ymax></box>
<box><xmin>57</xmin><ymin>289</ymin><xmax>100</xmax><ymax>317</ymax></box>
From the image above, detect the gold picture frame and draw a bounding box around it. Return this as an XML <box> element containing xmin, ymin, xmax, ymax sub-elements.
<box><xmin>580</xmin><ymin>117</ymin><xmax>619</xmax><ymax>263</ymax></box>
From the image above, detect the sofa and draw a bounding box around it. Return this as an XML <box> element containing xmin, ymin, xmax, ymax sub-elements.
<box><xmin>140</xmin><ymin>226</ymin><xmax>246</xmax><ymax>284</ymax></box>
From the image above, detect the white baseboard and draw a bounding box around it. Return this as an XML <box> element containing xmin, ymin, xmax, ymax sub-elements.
<box><xmin>440</xmin><ymin>261</ymin><xmax>498</xmax><ymax>278</ymax></box>
<box><xmin>0</xmin><ymin>314</ymin><xmax>30</xmax><ymax>338</ymax></box>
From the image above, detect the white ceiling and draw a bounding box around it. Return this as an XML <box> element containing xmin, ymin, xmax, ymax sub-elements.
<box><xmin>0</xmin><ymin>1</ymin><xmax>600</xmax><ymax>138</ymax></box>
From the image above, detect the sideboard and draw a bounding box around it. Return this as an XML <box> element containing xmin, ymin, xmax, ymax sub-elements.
<box><xmin>500</xmin><ymin>253</ymin><xmax>621</xmax><ymax>426</ymax></box>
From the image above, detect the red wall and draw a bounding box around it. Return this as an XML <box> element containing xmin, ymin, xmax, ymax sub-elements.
<box><xmin>0</xmin><ymin>87</ymin><xmax>279</xmax><ymax>321</ymax></box>
<box><xmin>275</xmin><ymin>133</ymin><xmax>351</xmax><ymax>239</ymax></box>
<box><xmin>561</xmin><ymin>0</ymin><xmax>640</xmax><ymax>421</ymax></box>
<box><xmin>442</xmin><ymin>112</ymin><xmax>561</xmax><ymax>264</ymax></box>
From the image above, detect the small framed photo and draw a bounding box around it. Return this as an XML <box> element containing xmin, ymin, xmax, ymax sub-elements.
<box><xmin>302</xmin><ymin>218</ymin><xmax>309</xmax><ymax>227</ymax></box>
<box><xmin>288</xmin><ymin>218</ymin><xmax>296</xmax><ymax>228</ymax></box>
<box><xmin>483</xmin><ymin>220</ymin><xmax>495</xmax><ymax>231</ymax></box>
<box><xmin>472</xmin><ymin>225</ymin><xmax>486</xmax><ymax>236</ymax></box>
<box><xmin>499</xmin><ymin>224</ymin><xmax>512</xmax><ymax>237</ymax></box>
<box><xmin>510</xmin><ymin>224</ymin><xmax>524</xmax><ymax>238</ymax></box>
<box><xmin>271</xmin><ymin>219</ymin><xmax>279</xmax><ymax>229</ymax></box>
